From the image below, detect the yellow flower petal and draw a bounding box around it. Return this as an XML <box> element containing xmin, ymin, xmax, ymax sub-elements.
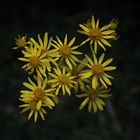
<box><xmin>92</xmin><ymin>76</ymin><xmax>98</xmax><ymax>89</ymax></box>
<box><xmin>79</xmin><ymin>24</ymin><xmax>89</xmax><ymax>32</ymax></box>
<box><xmin>76</xmin><ymin>94</ymin><xmax>88</xmax><ymax>98</ymax></box>
<box><xmin>97</xmin><ymin>98</ymin><xmax>105</xmax><ymax>105</ymax></box>
<box><xmin>81</xmin><ymin>71</ymin><xmax>92</xmax><ymax>79</ymax></box>
<box><xmin>102</xmin><ymin>75</ymin><xmax>112</xmax><ymax>85</ymax></box>
<box><xmin>18</xmin><ymin>57</ymin><xmax>29</xmax><ymax>62</ymax></box>
<box><xmin>104</xmin><ymin>66</ymin><xmax>116</xmax><ymax>71</ymax></box>
<box><xmin>95</xmin><ymin>99</ymin><xmax>103</xmax><ymax>111</ymax></box>
<box><xmin>104</xmin><ymin>73</ymin><xmax>113</xmax><ymax>79</ymax></box>
<box><xmin>79</xmin><ymin>97</ymin><xmax>89</xmax><ymax>110</ymax></box>
<box><xmin>34</xmin><ymin>111</ymin><xmax>38</xmax><ymax>122</ymax></box>
<box><xmin>66</xmin><ymin>58</ymin><xmax>72</xmax><ymax>69</ymax></box>
<box><xmin>100</xmin><ymin>38</ymin><xmax>111</xmax><ymax>47</ymax></box>
<box><xmin>102</xmin><ymin>58</ymin><xmax>113</xmax><ymax>67</ymax></box>
<box><xmin>37</xmin><ymin>100</ymin><xmax>42</xmax><ymax>110</ymax></box>
<box><xmin>94</xmin><ymin>41</ymin><xmax>97</xmax><ymax>54</ymax></box>
<box><xmin>55</xmin><ymin>86</ymin><xmax>61</xmax><ymax>95</ymax></box>
<box><xmin>43</xmin><ymin>32</ymin><xmax>48</xmax><ymax>49</ymax></box>
<box><xmin>56</xmin><ymin>36</ymin><xmax>63</xmax><ymax>46</ymax></box>
<box><xmin>39</xmin><ymin>110</ymin><xmax>45</xmax><ymax>120</ymax></box>
<box><xmin>46</xmin><ymin>97</ymin><xmax>55</xmax><ymax>106</ymax></box>
<box><xmin>80</xmin><ymin>38</ymin><xmax>91</xmax><ymax>46</ymax></box>
<box><xmin>23</xmin><ymin>82</ymin><xmax>34</xmax><ymax>90</ymax></box>
<box><xmin>91</xmin><ymin>15</ymin><xmax>95</xmax><ymax>28</ymax></box>
<box><xmin>93</xmin><ymin>53</ymin><xmax>98</xmax><ymax>64</ymax></box>
<box><xmin>28</xmin><ymin>110</ymin><xmax>34</xmax><ymax>120</ymax></box>
<box><xmin>38</xmin><ymin>34</ymin><xmax>44</xmax><ymax>48</ymax></box>
<box><xmin>98</xmin><ymin>53</ymin><xmax>105</xmax><ymax>64</ymax></box>
<box><xmin>65</xmin><ymin>85</ymin><xmax>71</xmax><ymax>95</ymax></box>
<box><xmin>99</xmin><ymin>77</ymin><xmax>107</xmax><ymax>88</ymax></box>
<box><xmin>93</xmin><ymin>102</ymin><xmax>97</xmax><ymax>112</ymax></box>
<box><xmin>96</xmin><ymin>19</ymin><xmax>99</xmax><ymax>28</ymax></box>
<box><xmin>68</xmin><ymin>37</ymin><xmax>76</xmax><ymax>47</ymax></box>
<box><xmin>97</xmin><ymin>41</ymin><xmax>106</xmax><ymax>51</ymax></box>
<box><xmin>100</xmin><ymin>24</ymin><xmax>110</xmax><ymax>31</ymax></box>
<box><xmin>85</xmin><ymin>54</ymin><xmax>94</xmax><ymax>65</ymax></box>
<box><xmin>101</xmin><ymin>30</ymin><xmax>115</xmax><ymax>35</ymax></box>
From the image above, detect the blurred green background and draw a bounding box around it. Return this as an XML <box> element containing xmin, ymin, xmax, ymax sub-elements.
<box><xmin>0</xmin><ymin>0</ymin><xmax>140</xmax><ymax>140</ymax></box>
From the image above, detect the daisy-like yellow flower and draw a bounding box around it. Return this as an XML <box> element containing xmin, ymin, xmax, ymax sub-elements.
<box><xmin>30</xmin><ymin>32</ymin><xmax>59</xmax><ymax>72</ymax></box>
<box><xmin>52</xmin><ymin>34</ymin><xmax>82</xmax><ymax>69</ymax></box>
<box><xmin>81</xmin><ymin>53</ymin><xmax>116</xmax><ymax>88</ymax></box>
<box><xmin>48</xmin><ymin>67</ymin><xmax>76</xmax><ymax>95</ymax></box>
<box><xmin>76</xmin><ymin>84</ymin><xmax>111</xmax><ymax>112</ymax></box>
<box><xmin>78</xmin><ymin>16</ymin><xmax>118</xmax><ymax>53</ymax></box>
<box><xmin>18</xmin><ymin>44</ymin><xmax>48</xmax><ymax>78</ymax></box>
<box><xmin>13</xmin><ymin>35</ymin><xmax>31</xmax><ymax>49</ymax></box>
<box><xmin>19</xmin><ymin>76</ymin><xmax>58</xmax><ymax>122</ymax></box>
<box><xmin>66</xmin><ymin>58</ymin><xmax>90</xmax><ymax>92</ymax></box>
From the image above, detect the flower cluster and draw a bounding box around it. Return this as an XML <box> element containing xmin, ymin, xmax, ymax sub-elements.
<box><xmin>14</xmin><ymin>15</ymin><xmax>118</xmax><ymax>122</ymax></box>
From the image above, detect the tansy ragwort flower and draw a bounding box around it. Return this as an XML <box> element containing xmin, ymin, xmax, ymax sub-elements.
<box><xmin>76</xmin><ymin>84</ymin><xmax>111</xmax><ymax>112</ymax></box>
<box><xmin>18</xmin><ymin>43</ymin><xmax>48</xmax><ymax>78</ymax></box>
<box><xmin>52</xmin><ymin>34</ymin><xmax>82</xmax><ymax>69</ymax></box>
<box><xmin>78</xmin><ymin>16</ymin><xmax>118</xmax><ymax>53</ymax></box>
<box><xmin>19</xmin><ymin>76</ymin><xmax>58</xmax><ymax>122</ymax></box>
<box><xmin>81</xmin><ymin>53</ymin><xmax>116</xmax><ymax>88</ymax></box>
<box><xmin>48</xmin><ymin>67</ymin><xmax>76</xmax><ymax>95</ymax></box>
<box><xmin>30</xmin><ymin>32</ymin><xmax>59</xmax><ymax>72</ymax></box>
<box><xmin>66</xmin><ymin>58</ymin><xmax>90</xmax><ymax>92</ymax></box>
<box><xmin>13</xmin><ymin>35</ymin><xmax>31</xmax><ymax>49</ymax></box>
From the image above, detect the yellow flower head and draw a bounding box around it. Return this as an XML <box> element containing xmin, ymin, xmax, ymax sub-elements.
<box><xmin>52</xmin><ymin>34</ymin><xmax>82</xmax><ymax>69</ymax></box>
<box><xmin>66</xmin><ymin>58</ymin><xmax>90</xmax><ymax>92</ymax></box>
<box><xmin>14</xmin><ymin>35</ymin><xmax>31</xmax><ymax>49</ymax></box>
<box><xmin>81</xmin><ymin>53</ymin><xmax>116</xmax><ymax>88</ymax></box>
<box><xmin>19</xmin><ymin>76</ymin><xmax>58</xmax><ymax>122</ymax></box>
<box><xmin>48</xmin><ymin>67</ymin><xmax>76</xmax><ymax>95</ymax></box>
<box><xmin>78</xmin><ymin>15</ymin><xmax>118</xmax><ymax>53</ymax></box>
<box><xmin>76</xmin><ymin>85</ymin><xmax>111</xmax><ymax>112</ymax></box>
<box><xmin>18</xmin><ymin>44</ymin><xmax>48</xmax><ymax>78</ymax></box>
<box><xmin>29</xmin><ymin>32</ymin><xmax>59</xmax><ymax>72</ymax></box>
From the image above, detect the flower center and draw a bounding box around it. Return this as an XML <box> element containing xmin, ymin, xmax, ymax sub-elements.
<box><xmin>89</xmin><ymin>91</ymin><xmax>97</xmax><ymax>101</ymax></box>
<box><xmin>59</xmin><ymin>46</ymin><xmax>71</xmax><ymax>57</ymax></box>
<box><xmin>28</xmin><ymin>88</ymin><xmax>44</xmax><ymax>111</ymax></box>
<box><xmin>29</xmin><ymin>56</ymin><xmax>39</xmax><ymax>67</ymax></box>
<box><xmin>92</xmin><ymin>64</ymin><xmax>104</xmax><ymax>75</ymax></box>
<box><xmin>34</xmin><ymin>88</ymin><xmax>44</xmax><ymax>101</ymax></box>
<box><xmin>16</xmin><ymin>38</ymin><xmax>26</xmax><ymax>48</ymax></box>
<box><xmin>58</xmin><ymin>74</ymin><xmax>69</xmax><ymax>84</ymax></box>
<box><xmin>88</xmin><ymin>28</ymin><xmax>102</xmax><ymax>40</ymax></box>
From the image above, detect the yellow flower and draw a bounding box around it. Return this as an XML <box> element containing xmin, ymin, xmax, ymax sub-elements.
<box><xmin>78</xmin><ymin>15</ymin><xmax>118</xmax><ymax>53</ymax></box>
<box><xmin>18</xmin><ymin>44</ymin><xmax>48</xmax><ymax>78</ymax></box>
<box><xmin>81</xmin><ymin>53</ymin><xmax>116</xmax><ymax>88</ymax></box>
<box><xmin>13</xmin><ymin>35</ymin><xmax>31</xmax><ymax>49</ymax></box>
<box><xmin>52</xmin><ymin>34</ymin><xmax>82</xmax><ymax>69</ymax></box>
<box><xmin>66</xmin><ymin>58</ymin><xmax>90</xmax><ymax>92</ymax></box>
<box><xmin>48</xmin><ymin>67</ymin><xmax>76</xmax><ymax>95</ymax></box>
<box><xmin>29</xmin><ymin>32</ymin><xmax>59</xmax><ymax>72</ymax></box>
<box><xmin>19</xmin><ymin>76</ymin><xmax>58</xmax><ymax>122</ymax></box>
<box><xmin>76</xmin><ymin>84</ymin><xmax>111</xmax><ymax>112</ymax></box>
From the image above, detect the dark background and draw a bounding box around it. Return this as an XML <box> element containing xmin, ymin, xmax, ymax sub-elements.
<box><xmin>0</xmin><ymin>0</ymin><xmax>140</xmax><ymax>140</ymax></box>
